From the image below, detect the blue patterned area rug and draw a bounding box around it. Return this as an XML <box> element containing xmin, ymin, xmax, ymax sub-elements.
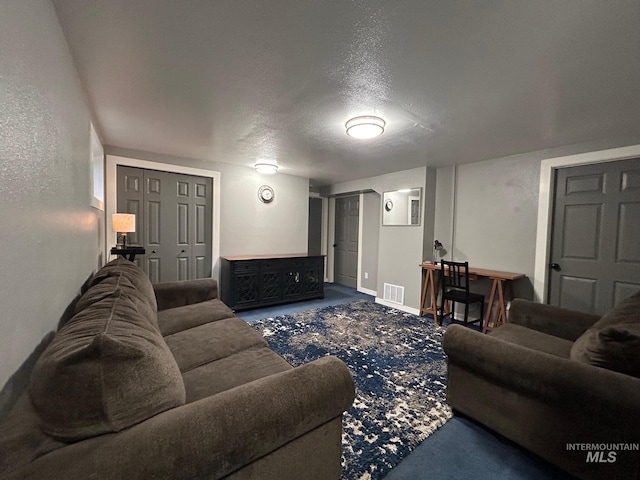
<box><xmin>252</xmin><ymin>299</ymin><xmax>452</xmax><ymax>480</ymax></box>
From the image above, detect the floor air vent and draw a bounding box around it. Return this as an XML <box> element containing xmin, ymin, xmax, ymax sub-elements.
<box><xmin>383</xmin><ymin>283</ymin><xmax>405</xmax><ymax>305</ymax></box>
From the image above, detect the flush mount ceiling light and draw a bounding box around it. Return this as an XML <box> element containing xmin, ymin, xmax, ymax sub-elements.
<box><xmin>254</xmin><ymin>162</ymin><xmax>279</xmax><ymax>174</ymax></box>
<box><xmin>345</xmin><ymin>115</ymin><xmax>385</xmax><ymax>139</ymax></box>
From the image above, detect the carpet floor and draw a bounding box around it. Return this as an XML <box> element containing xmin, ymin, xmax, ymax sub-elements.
<box><xmin>240</xmin><ymin>284</ymin><xmax>574</xmax><ymax>479</ymax></box>
<box><xmin>252</xmin><ymin>300</ymin><xmax>452</xmax><ymax>480</ymax></box>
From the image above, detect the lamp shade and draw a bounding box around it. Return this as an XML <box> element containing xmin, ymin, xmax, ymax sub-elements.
<box><xmin>112</xmin><ymin>213</ymin><xmax>136</xmax><ymax>233</ymax></box>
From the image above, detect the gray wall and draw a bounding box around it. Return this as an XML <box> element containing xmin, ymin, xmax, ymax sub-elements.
<box><xmin>0</xmin><ymin>0</ymin><xmax>103</xmax><ymax>389</ymax></box>
<box><xmin>360</xmin><ymin>192</ymin><xmax>380</xmax><ymax>292</ymax></box>
<box><xmin>454</xmin><ymin>156</ymin><xmax>539</xmax><ymax>299</ymax></box>
<box><xmin>327</xmin><ymin>167</ymin><xmax>431</xmax><ymax>311</ymax></box>
<box><xmin>106</xmin><ymin>147</ymin><xmax>309</xmax><ymax>257</ymax></box>
<box><xmin>434</xmin><ymin>157</ymin><xmax>539</xmax><ymax>302</ymax></box>
<box><xmin>217</xmin><ymin>163</ymin><xmax>309</xmax><ymax>256</ymax></box>
<box><xmin>433</xmin><ymin>166</ymin><xmax>456</xmax><ymax>261</ymax></box>
<box><xmin>432</xmin><ymin>139</ymin><xmax>640</xmax><ymax>302</ymax></box>
<box><xmin>421</xmin><ymin>169</ymin><xmax>437</xmax><ymax>262</ymax></box>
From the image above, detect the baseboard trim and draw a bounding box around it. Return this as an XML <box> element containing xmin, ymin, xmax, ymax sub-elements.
<box><xmin>358</xmin><ymin>287</ymin><xmax>377</xmax><ymax>297</ymax></box>
<box><xmin>375</xmin><ymin>298</ymin><xmax>420</xmax><ymax>316</ymax></box>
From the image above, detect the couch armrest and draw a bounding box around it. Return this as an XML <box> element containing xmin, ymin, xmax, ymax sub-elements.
<box><xmin>443</xmin><ymin>325</ymin><xmax>640</xmax><ymax>419</ymax></box>
<box><xmin>153</xmin><ymin>278</ymin><xmax>219</xmax><ymax>311</ymax></box>
<box><xmin>14</xmin><ymin>356</ymin><xmax>355</xmax><ymax>480</ymax></box>
<box><xmin>508</xmin><ymin>298</ymin><xmax>600</xmax><ymax>341</ymax></box>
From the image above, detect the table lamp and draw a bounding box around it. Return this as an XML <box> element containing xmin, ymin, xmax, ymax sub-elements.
<box><xmin>433</xmin><ymin>240</ymin><xmax>444</xmax><ymax>263</ymax></box>
<box><xmin>112</xmin><ymin>213</ymin><xmax>136</xmax><ymax>249</ymax></box>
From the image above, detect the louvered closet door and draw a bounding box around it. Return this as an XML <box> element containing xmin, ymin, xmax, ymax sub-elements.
<box><xmin>117</xmin><ymin>166</ymin><xmax>213</xmax><ymax>283</ymax></box>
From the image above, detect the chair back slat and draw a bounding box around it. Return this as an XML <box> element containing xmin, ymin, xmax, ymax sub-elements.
<box><xmin>437</xmin><ymin>260</ymin><xmax>484</xmax><ymax>326</ymax></box>
<box><xmin>440</xmin><ymin>260</ymin><xmax>470</xmax><ymax>293</ymax></box>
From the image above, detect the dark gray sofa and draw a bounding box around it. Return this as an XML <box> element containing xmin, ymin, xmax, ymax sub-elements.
<box><xmin>443</xmin><ymin>292</ymin><xmax>640</xmax><ymax>480</ymax></box>
<box><xmin>0</xmin><ymin>258</ymin><xmax>355</xmax><ymax>479</ymax></box>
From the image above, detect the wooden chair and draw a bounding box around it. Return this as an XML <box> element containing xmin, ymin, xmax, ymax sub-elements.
<box><xmin>437</xmin><ymin>260</ymin><xmax>485</xmax><ymax>327</ymax></box>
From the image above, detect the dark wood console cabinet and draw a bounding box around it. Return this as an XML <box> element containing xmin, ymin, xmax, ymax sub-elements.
<box><xmin>220</xmin><ymin>254</ymin><xmax>325</xmax><ymax>311</ymax></box>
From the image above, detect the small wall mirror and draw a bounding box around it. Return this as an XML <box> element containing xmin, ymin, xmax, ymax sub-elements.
<box><xmin>382</xmin><ymin>188</ymin><xmax>421</xmax><ymax>226</ymax></box>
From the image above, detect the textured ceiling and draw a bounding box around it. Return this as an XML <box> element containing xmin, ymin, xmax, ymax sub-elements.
<box><xmin>52</xmin><ymin>0</ymin><xmax>640</xmax><ymax>186</ymax></box>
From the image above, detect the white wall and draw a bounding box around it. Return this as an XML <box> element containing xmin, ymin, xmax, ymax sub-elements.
<box><xmin>0</xmin><ymin>0</ymin><xmax>103</xmax><ymax>391</ymax></box>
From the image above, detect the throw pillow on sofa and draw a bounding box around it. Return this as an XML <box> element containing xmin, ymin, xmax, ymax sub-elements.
<box><xmin>29</xmin><ymin>277</ymin><xmax>185</xmax><ymax>441</ymax></box>
<box><xmin>570</xmin><ymin>290</ymin><xmax>640</xmax><ymax>378</ymax></box>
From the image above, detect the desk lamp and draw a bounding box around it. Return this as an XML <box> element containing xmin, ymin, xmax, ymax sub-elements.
<box><xmin>112</xmin><ymin>213</ymin><xmax>136</xmax><ymax>249</ymax></box>
<box><xmin>433</xmin><ymin>240</ymin><xmax>444</xmax><ymax>263</ymax></box>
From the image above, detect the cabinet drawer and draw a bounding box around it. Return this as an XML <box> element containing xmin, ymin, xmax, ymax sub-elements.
<box><xmin>302</xmin><ymin>257</ymin><xmax>322</xmax><ymax>267</ymax></box>
<box><xmin>260</xmin><ymin>260</ymin><xmax>281</xmax><ymax>270</ymax></box>
<box><xmin>233</xmin><ymin>260</ymin><xmax>258</xmax><ymax>272</ymax></box>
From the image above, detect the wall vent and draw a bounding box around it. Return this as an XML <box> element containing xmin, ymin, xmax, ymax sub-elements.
<box><xmin>383</xmin><ymin>283</ymin><xmax>405</xmax><ymax>305</ymax></box>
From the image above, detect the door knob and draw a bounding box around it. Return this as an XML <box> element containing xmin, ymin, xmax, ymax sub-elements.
<box><xmin>180</xmin><ymin>249</ymin><xmax>185</xmax><ymax>254</ymax></box>
<box><xmin>550</xmin><ymin>263</ymin><xmax>561</xmax><ymax>271</ymax></box>
<box><xmin>152</xmin><ymin>250</ymin><xmax>157</xmax><ymax>254</ymax></box>
<box><xmin>333</xmin><ymin>244</ymin><xmax>337</xmax><ymax>247</ymax></box>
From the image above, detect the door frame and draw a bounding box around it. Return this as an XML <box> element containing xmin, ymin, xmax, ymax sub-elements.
<box><xmin>533</xmin><ymin>144</ymin><xmax>640</xmax><ymax>303</ymax></box>
<box><xmin>106</xmin><ymin>155</ymin><xmax>221</xmax><ymax>281</ymax></box>
<box><xmin>327</xmin><ymin>192</ymin><xmax>373</xmax><ymax>294</ymax></box>
<box><xmin>309</xmin><ymin>192</ymin><xmax>329</xmax><ymax>282</ymax></box>
<box><xmin>332</xmin><ymin>194</ymin><xmax>360</xmax><ymax>289</ymax></box>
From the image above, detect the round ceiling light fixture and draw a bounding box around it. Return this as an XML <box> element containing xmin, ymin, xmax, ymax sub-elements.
<box><xmin>345</xmin><ymin>115</ymin><xmax>386</xmax><ymax>139</ymax></box>
<box><xmin>254</xmin><ymin>161</ymin><xmax>279</xmax><ymax>174</ymax></box>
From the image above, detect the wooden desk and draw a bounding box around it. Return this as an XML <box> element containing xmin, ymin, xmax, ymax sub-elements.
<box><xmin>419</xmin><ymin>262</ymin><xmax>525</xmax><ymax>332</ymax></box>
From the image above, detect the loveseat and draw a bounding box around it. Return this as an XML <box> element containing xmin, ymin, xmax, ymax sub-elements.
<box><xmin>0</xmin><ymin>258</ymin><xmax>355</xmax><ymax>479</ymax></box>
<box><xmin>443</xmin><ymin>292</ymin><xmax>640</xmax><ymax>480</ymax></box>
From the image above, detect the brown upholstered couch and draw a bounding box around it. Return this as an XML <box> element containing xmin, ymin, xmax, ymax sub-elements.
<box><xmin>0</xmin><ymin>258</ymin><xmax>355</xmax><ymax>479</ymax></box>
<box><xmin>443</xmin><ymin>292</ymin><xmax>640</xmax><ymax>480</ymax></box>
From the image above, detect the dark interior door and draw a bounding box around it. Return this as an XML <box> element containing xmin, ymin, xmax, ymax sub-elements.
<box><xmin>117</xmin><ymin>166</ymin><xmax>212</xmax><ymax>283</ymax></box>
<box><xmin>334</xmin><ymin>196</ymin><xmax>359</xmax><ymax>288</ymax></box>
<box><xmin>308</xmin><ymin>197</ymin><xmax>322</xmax><ymax>256</ymax></box>
<box><xmin>548</xmin><ymin>158</ymin><xmax>640</xmax><ymax>314</ymax></box>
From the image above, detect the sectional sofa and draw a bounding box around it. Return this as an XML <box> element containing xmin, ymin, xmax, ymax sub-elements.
<box><xmin>0</xmin><ymin>258</ymin><xmax>355</xmax><ymax>479</ymax></box>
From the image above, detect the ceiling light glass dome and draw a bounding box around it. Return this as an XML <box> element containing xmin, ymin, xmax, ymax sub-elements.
<box><xmin>345</xmin><ymin>115</ymin><xmax>386</xmax><ymax>139</ymax></box>
<box><xmin>254</xmin><ymin>162</ymin><xmax>279</xmax><ymax>174</ymax></box>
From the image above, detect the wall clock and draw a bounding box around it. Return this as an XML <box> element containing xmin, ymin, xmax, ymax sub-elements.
<box><xmin>385</xmin><ymin>199</ymin><xmax>394</xmax><ymax>211</ymax></box>
<box><xmin>258</xmin><ymin>185</ymin><xmax>275</xmax><ymax>203</ymax></box>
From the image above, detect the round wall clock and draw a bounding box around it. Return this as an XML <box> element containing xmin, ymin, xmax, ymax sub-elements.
<box><xmin>385</xmin><ymin>199</ymin><xmax>394</xmax><ymax>211</ymax></box>
<box><xmin>258</xmin><ymin>185</ymin><xmax>275</xmax><ymax>203</ymax></box>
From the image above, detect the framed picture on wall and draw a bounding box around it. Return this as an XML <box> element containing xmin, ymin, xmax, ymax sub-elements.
<box><xmin>90</xmin><ymin>122</ymin><xmax>104</xmax><ymax>210</ymax></box>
